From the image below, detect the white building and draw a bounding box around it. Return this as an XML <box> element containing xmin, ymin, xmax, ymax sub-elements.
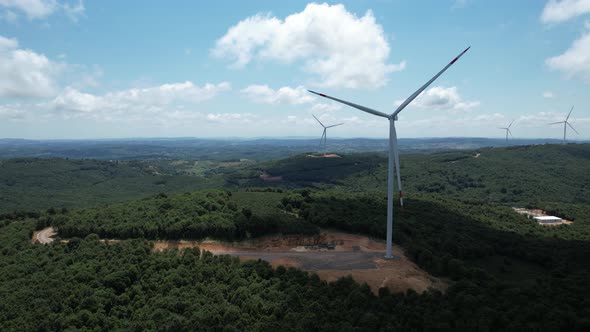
<box><xmin>533</xmin><ymin>216</ymin><xmax>562</xmax><ymax>224</ymax></box>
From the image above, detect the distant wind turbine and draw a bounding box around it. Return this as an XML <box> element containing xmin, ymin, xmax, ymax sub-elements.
<box><xmin>549</xmin><ymin>106</ymin><xmax>578</xmax><ymax>144</ymax></box>
<box><xmin>499</xmin><ymin>120</ymin><xmax>514</xmax><ymax>141</ymax></box>
<box><xmin>312</xmin><ymin>114</ymin><xmax>343</xmax><ymax>153</ymax></box>
<box><xmin>309</xmin><ymin>46</ymin><xmax>470</xmax><ymax>259</ymax></box>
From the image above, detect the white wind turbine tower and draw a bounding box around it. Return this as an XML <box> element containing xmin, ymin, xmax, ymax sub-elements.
<box><xmin>309</xmin><ymin>46</ymin><xmax>470</xmax><ymax>259</ymax></box>
<box><xmin>312</xmin><ymin>114</ymin><xmax>343</xmax><ymax>153</ymax></box>
<box><xmin>499</xmin><ymin>120</ymin><xmax>514</xmax><ymax>141</ymax></box>
<box><xmin>549</xmin><ymin>106</ymin><xmax>578</xmax><ymax>144</ymax></box>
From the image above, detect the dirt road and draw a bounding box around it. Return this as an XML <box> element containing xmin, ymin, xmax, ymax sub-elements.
<box><xmin>32</xmin><ymin>227</ymin><xmax>56</xmax><ymax>244</ymax></box>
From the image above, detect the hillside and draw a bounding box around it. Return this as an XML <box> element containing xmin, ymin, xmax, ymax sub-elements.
<box><xmin>241</xmin><ymin>144</ymin><xmax>590</xmax><ymax>207</ymax></box>
<box><xmin>1</xmin><ymin>144</ymin><xmax>590</xmax><ymax>330</ymax></box>
<box><xmin>4</xmin><ymin>188</ymin><xmax>590</xmax><ymax>330</ymax></box>
<box><xmin>4</xmin><ymin>143</ymin><xmax>589</xmax><ymax>215</ymax></box>
<box><xmin>0</xmin><ymin>158</ymin><xmax>225</xmax><ymax>213</ymax></box>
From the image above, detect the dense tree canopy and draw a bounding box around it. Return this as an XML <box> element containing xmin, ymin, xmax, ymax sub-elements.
<box><xmin>1</xmin><ymin>144</ymin><xmax>590</xmax><ymax>331</ymax></box>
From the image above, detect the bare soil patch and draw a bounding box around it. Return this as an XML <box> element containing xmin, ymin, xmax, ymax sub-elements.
<box><xmin>152</xmin><ymin>231</ymin><xmax>447</xmax><ymax>294</ymax></box>
<box><xmin>39</xmin><ymin>228</ymin><xmax>446</xmax><ymax>294</ymax></box>
<box><xmin>32</xmin><ymin>227</ymin><xmax>56</xmax><ymax>244</ymax></box>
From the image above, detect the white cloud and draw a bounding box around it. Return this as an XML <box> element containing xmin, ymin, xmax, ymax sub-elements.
<box><xmin>0</xmin><ymin>0</ymin><xmax>56</xmax><ymax>19</ymax></box>
<box><xmin>541</xmin><ymin>0</ymin><xmax>590</xmax><ymax>24</ymax></box>
<box><xmin>543</xmin><ymin>91</ymin><xmax>555</xmax><ymax>98</ymax></box>
<box><xmin>212</xmin><ymin>3</ymin><xmax>404</xmax><ymax>88</ymax></box>
<box><xmin>241</xmin><ymin>85</ymin><xmax>315</xmax><ymax>104</ymax></box>
<box><xmin>394</xmin><ymin>86</ymin><xmax>480</xmax><ymax>112</ymax></box>
<box><xmin>0</xmin><ymin>104</ymin><xmax>26</xmax><ymax>119</ymax></box>
<box><xmin>51</xmin><ymin>81</ymin><xmax>231</xmax><ymax>115</ymax></box>
<box><xmin>206</xmin><ymin>112</ymin><xmax>257</xmax><ymax>124</ymax></box>
<box><xmin>0</xmin><ymin>0</ymin><xmax>84</xmax><ymax>21</ymax></box>
<box><xmin>1</xmin><ymin>9</ymin><xmax>17</xmax><ymax>22</ymax></box>
<box><xmin>0</xmin><ymin>35</ymin><xmax>18</xmax><ymax>49</ymax></box>
<box><xmin>546</xmin><ymin>30</ymin><xmax>590</xmax><ymax>79</ymax></box>
<box><xmin>62</xmin><ymin>0</ymin><xmax>84</xmax><ymax>21</ymax></box>
<box><xmin>310</xmin><ymin>102</ymin><xmax>341</xmax><ymax>113</ymax></box>
<box><xmin>0</xmin><ymin>35</ymin><xmax>62</xmax><ymax>98</ymax></box>
<box><xmin>516</xmin><ymin>110</ymin><xmax>588</xmax><ymax>126</ymax></box>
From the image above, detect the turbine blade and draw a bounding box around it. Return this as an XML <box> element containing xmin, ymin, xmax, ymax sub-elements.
<box><xmin>567</xmin><ymin>122</ymin><xmax>579</xmax><ymax>135</ymax></box>
<box><xmin>326</xmin><ymin>123</ymin><xmax>344</xmax><ymax>128</ymax></box>
<box><xmin>508</xmin><ymin>119</ymin><xmax>514</xmax><ymax>128</ymax></box>
<box><xmin>508</xmin><ymin>129</ymin><xmax>513</xmax><ymax>137</ymax></box>
<box><xmin>392</xmin><ymin>46</ymin><xmax>470</xmax><ymax>117</ymax></box>
<box><xmin>312</xmin><ymin>114</ymin><xmax>325</xmax><ymax>127</ymax></box>
<box><xmin>548</xmin><ymin>121</ymin><xmax>564</xmax><ymax>125</ymax></box>
<box><xmin>566</xmin><ymin>105</ymin><xmax>574</xmax><ymax>121</ymax></box>
<box><xmin>308</xmin><ymin>90</ymin><xmax>390</xmax><ymax>118</ymax></box>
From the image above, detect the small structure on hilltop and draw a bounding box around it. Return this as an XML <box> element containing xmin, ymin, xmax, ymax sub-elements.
<box><xmin>512</xmin><ymin>207</ymin><xmax>572</xmax><ymax>226</ymax></box>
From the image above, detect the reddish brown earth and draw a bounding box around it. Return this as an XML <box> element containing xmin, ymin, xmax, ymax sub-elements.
<box><xmin>35</xmin><ymin>227</ymin><xmax>446</xmax><ymax>294</ymax></box>
<box><xmin>153</xmin><ymin>231</ymin><xmax>447</xmax><ymax>294</ymax></box>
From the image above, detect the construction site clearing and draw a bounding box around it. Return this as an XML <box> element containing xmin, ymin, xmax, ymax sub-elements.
<box><xmin>153</xmin><ymin>231</ymin><xmax>447</xmax><ymax>294</ymax></box>
<box><xmin>33</xmin><ymin>228</ymin><xmax>447</xmax><ymax>294</ymax></box>
<box><xmin>513</xmin><ymin>207</ymin><xmax>573</xmax><ymax>226</ymax></box>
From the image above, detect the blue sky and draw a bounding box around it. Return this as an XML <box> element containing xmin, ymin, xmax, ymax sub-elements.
<box><xmin>1</xmin><ymin>0</ymin><xmax>589</xmax><ymax>139</ymax></box>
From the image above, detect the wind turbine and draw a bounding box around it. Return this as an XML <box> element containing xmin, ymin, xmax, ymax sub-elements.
<box><xmin>312</xmin><ymin>114</ymin><xmax>343</xmax><ymax>153</ymax></box>
<box><xmin>549</xmin><ymin>106</ymin><xmax>578</xmax><ymax>144</ymax></box>
<box><xmin>309</xmin><ymin>46</ymin><xmax>470</xmax><ymax>259</ymax></box>
<box><xmin>499</xmin><ymin>120</ymin><xmax>514</xmax><ymax>141</ymax></box>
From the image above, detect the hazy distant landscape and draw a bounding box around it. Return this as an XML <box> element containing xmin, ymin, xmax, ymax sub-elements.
<box><xmin>0</xmin><ymin>137</ymin><xmax>579</xmax><ymax>160</ymax></box>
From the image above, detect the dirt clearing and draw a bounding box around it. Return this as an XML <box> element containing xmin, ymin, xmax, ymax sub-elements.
<box><xmin>37</xmin><ymin>228</ymin><xmax>446</xmax><ymax>294</ymax></box>
<box><xmin>153</xmin><ymin>231</ymin><xmax>447</xmax><ymax>294</ymax></box>
<box><xmin>32</xmin><ymin>227</ymin><xmax>56</xmax><ymax>244</ymax></box>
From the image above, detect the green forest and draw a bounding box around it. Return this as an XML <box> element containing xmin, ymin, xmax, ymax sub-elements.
<box><xmin>1</xmin><ymin>144</ymin><xmax>590</xmax><ymax>331</ymax></box>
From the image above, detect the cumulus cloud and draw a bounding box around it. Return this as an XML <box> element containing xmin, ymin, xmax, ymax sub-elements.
<box><xmin>0</xmin><ymin>0</ymin><xmax>84</xmax><ymax>21</ymax></box>
<box><xmin>516</xmin><ymin>110</ymin><xmax>585</xmax><ymax>126</ymax></box>
<box><xmin>394</xmin><ymin>86</ymin><xmax>480</xmax><ymax>112</ymax></box>
<box><xmin>206</xmin><ymin>112</ymin><xmax>257</xmax><ymax>124</ymax></box>
<box><xmin>0</xmin><ymin>0</ymin><xmax>57</xmax><ymax>19</ymax></box>
<box><xmin>51</xmin><ymin>81</ymin><xmax>231</xmax><ymax>114</ymax></box>
<box><xmin>241</xmin><ymin>85</ymin><xmax>315</xmax><ymax>104</ymax></box>
<box><xmin>543</xmin><ymin>91</ymin><xmax>555</xmax><ymax>98</ymax></box>
<box><xmin>0</xmin><ymin>104</ymin><xmax>26</xmax><ymax>119</ymax></box>
<box><xmin>62</xmin><ymin>0</ymin><xmax>84</xmax><ymax>21</ymax></box>
<box><xmin>212</xmin><ymin>3</ymin><xmax>404</xmax><ymax>88</ymax></box>
<box><xmin>546</xmin><ymin>30</ymin><xmax>590</xmax><ymax>79</ymax></box>
<box><xmin>0</xmin><ymin>35</ymin><xmax>62</xmax><ymax>98</ymax></box>
<box><xmin>310</xmin><ymin>102</ymin><xmax>341</xmax><ymax>113</ymax></box>
<box><xmin>1</xmin><ymin>9</ymin><xmax>17</xmax><ymax>22</ymax></box>
<box><xmin>541</xmin><ymin>0</ymin><xmax>590</xmax><ymax>24</ymax></box>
